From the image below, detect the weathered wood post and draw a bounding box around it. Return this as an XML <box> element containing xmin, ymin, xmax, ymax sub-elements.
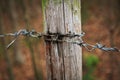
<box><xmin>43</xmin><ymin>0</ymin><xmax>82</xmax><ymax>80</ymax></box>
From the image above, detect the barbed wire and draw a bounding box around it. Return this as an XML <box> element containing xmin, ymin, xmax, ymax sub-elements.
<box><xmin>0</xmin><ymin>29</ymin><xmax>119</xmax><ymax>52</ymax></box>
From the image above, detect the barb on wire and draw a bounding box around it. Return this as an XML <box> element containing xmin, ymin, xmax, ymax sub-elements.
<box><xmin>0</xmin><ymin>29</ymin><xmax>42</xmax><ymax>48</ymax></box>
<box><xmin>93</xmin><ymin>43</ymin><xmax>119</xmax><ymax>52</ymax></box>
<box><xmin>0</xmin><ymin>29</ymin><xmax>120</xmax><ymax>52</ymax></box>
<box><xmin>7</xmin><ymin>38</ymin><xmax>18</xmax><ymax>49</ymax></box>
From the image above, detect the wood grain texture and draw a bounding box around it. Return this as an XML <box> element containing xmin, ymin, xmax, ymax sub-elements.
<box><xmin>44</xmin><ymin>0</ymin><xmax>82</xmax><ymax>80</ymax></box>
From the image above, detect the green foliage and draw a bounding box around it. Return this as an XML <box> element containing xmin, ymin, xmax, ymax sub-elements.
<box><xmin>42</xmin><ymin>0</ymin><xmax>48</xmax><ymax>29</ymax></box>
<box><xmin>83</xmin><ymin>53</ymin><xmax>99</xmax><ymax>80</ymax></box>
<box><xmin>53</xmin><ymin>0</ymin><xmax>62</xmax><ymax>5</ymax></box>
<box><xmin>83</xmin><ymin>74</ymin><xmax>94</xmax><ymax>80</ymax></box>
<box><xmin>81</xmin><ymin>0</ymin><xmax>90</xmax><ymax>25</ymax></box>
<box><xmin>42</xmin><ymin>0</ymin><xmax>48</xmax><ymax>12</ymax></box>
<box><xmin>84</xmin><ymin>54</ymin><xmax>99</xmax><ymax>68</ymax></box>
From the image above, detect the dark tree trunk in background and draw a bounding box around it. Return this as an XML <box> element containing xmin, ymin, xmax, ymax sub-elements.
<box><xmin>0</xmin><ymin>4</ymin><xmax>14</xmax><ymax>80</ymax></box>
<box><xmin>43</xmin><ymin>0</ymin><xmax>82</xmax><ymax>80</ymax></box>
<box><xmin>99</xmin><ymin>0</ymin><xmax>120</xmax><ymax>80</ymax></box>
<box><xmin>8</xmin><ymin>0</ymin><xmax>24</xmax><ymax>64</ymax></box>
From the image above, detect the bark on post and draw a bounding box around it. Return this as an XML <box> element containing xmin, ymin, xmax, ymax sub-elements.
<box><xmin>43</xmin><ymin>0</ymin><xmax>82</xmax><ymax>80</ymax></box>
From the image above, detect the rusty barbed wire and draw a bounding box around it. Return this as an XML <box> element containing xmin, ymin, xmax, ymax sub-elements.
<box><xmin>0</xmin><ymin>29</ymin><xmax>119</xmax><ymax>52</ymax></box>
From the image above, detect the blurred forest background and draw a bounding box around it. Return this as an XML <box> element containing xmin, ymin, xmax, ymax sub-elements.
<box><xmin>0</xmin><ymin>0</ymin><xmax>46</xmax><ymax>80</ymax></box>
<box><xmin>0</xmin><ymin>0</ymin><xmax>120</xmax><ymax>80</ymax></box>
<box><xmin>82</xmin><ymin>0</ymin><xmax>120</xmax><ymax>80</ymax></box>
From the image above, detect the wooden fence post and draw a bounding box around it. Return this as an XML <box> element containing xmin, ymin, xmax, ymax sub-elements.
<box><xmin>43</xmin><ymin>0</ymin><xmax>82</xmax><ymax>80</ymax></box>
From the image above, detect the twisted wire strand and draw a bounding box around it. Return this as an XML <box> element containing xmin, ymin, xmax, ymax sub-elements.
<box><xmin>0</xmin><ymin>29</ymin><xmax>119</xmax><ymax>52</ymax></box>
